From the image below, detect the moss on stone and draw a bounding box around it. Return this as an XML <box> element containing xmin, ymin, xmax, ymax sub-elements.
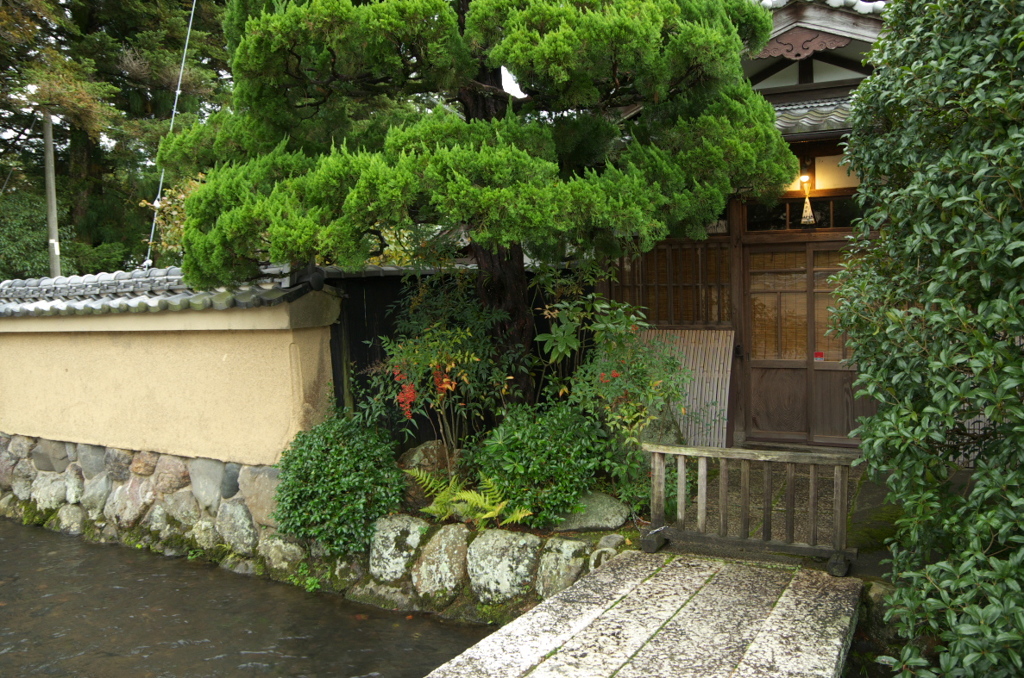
<box><xmin>20</xmin><ymin>500</ymin><xmax>53</xmax><ymax>526</ymax></box>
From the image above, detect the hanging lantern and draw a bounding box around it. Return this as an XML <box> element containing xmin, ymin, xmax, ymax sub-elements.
<box><xmin>801</xmin><ymin>196</ymin><xmax>815</xmax><ymax>225</ymax></box>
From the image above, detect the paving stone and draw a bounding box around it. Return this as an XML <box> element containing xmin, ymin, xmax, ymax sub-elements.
<box><xmin>466</xmin><ymin>529</ymin><xmax>542</xmax><ymax>604</ymax></box>
<box><xmin>731</xmin><ymin>569</ymin><xmax>862</xmax><ymax>678</ymax></box>
<box><xmin>77</xmin><ymin>444</ymin><xmax>107</xmax><ymax>479</ymax></box>
<box><xmin>554</xmin><ymin>491</ymin><xmax>629</xmax><ymax>532</ymax></box>
<box><xmin>189</xmin><ymin>458</ymin><xmax>226</xmax><ymax>512</ymax></box>
<box><xmin>216</xmin><ymin>498</ymin><xmax>257</xmax><ymax>556</ymax></box>
<box><xmin>130</xmin><ymin>451</ymin><xmax>160</xmax><ymax>476</ymax></box>
<box><xmin>30</xmin><ymin>439</ymin><xmax>70</xmax><ymax>473</ymax></box>
<box><xmin>412</xmin><ymin>523</ymin><xmax>470</xmax><ymax>606</ymax></box>
<box><xmin>64</xmin><ymin>463</ymin><xmax>85</xmax><ymax>504</ymax></box>
<box><xmin>238</xmin><ymin>465</ymin><xmax>280</xmax><ymax>527</ymax></box>
<box><xmin>427</xmin><ymin>551</ymin><xmax>670</xmax><ymax>678</ymax></box>
<box><xmin>597</xmin><ymin>534</ymin><xmax>626</xmax><ymax>550</ymax></box>
<box><xmin>31</xmin><ymin>471</ymin><xmax>67</xmax><ymax>511</ymax></box>
<box><xmin>614</xmin><ymin>562</ymin><xmax>794</xmax><ymax>678</ymax></box>
<box><xmin>535</xmin><ymin>538</ymin><xmax>590</xmax><ymax>600</ymax></box>
<box><xmin>104</xmin><ymin>447</ymin><xmax>134</xmax><ymax>482</ymax></box>
<box><xmin>12</xmin><ymin>458</ymin><xmax>37</xmax><ymax>500</ymax></box>
<box><xmin>370</xmin><ymin>514</ymin><xmax>429</xmax><ymax>583</ymax></box>
<box><xmin>531</xmin><ymin>557</ymin><xmax>723</xmax><ymax>678</ymax></box>
<box><xmin>153</xmin><ymin>455</ymin><xmax>190</xmax><ymax>494</ymax></box>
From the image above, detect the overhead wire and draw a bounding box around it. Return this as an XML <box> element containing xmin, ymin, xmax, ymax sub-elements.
<box><xmin>143</xmin><ymin>0</ymin><xmax>199</xmax><ymax>268</ymax></box>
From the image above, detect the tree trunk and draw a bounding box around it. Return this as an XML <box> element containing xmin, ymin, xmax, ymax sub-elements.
<box><xmin>469</xmin><ymin>241</ymin><xmax>535</xmax><ymax>400</ymax></box>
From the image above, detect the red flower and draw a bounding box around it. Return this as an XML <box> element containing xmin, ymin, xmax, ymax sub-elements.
<box><xmin>611</xmin><ymin>370</ymin><xmax>621</xmax><ymax>378</ymax></box>
<box><xmin>599</xmin><ymin>372</ymin><xmax>610</xmax><ymax>383</ymax></box>
<box><xmin>397</xmin><ymin>383</ymin><xmax>417</xmax><ymax>419</ymax></box>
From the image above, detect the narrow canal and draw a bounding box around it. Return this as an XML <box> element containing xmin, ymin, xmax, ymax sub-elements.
<box><xmin>0</xmin><ymin>520</ymin><xmax>490</xmax><ymax>677</ymax></box>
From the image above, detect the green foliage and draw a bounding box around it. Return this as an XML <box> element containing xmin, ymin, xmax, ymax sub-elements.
<box><xmin>171</xmin><ymin>0</ymin><xmax>794</xmax><ymax>291</ymax></box>
<box><xmin>407</xmin><ymin>469</ymin><xmax>533</xmax><ymax>529</ymax></box>
<box><xmin>836</xmin><ymin>2</ymin><xmax>1024</xmax><ymax>675</ymax></box>
<box><xmin>273</xmin><ymin>415</ymin><xmax>404</xmax><ymax>556</ymax></box>
<box><xmin>470</xmin><ymin>402</ymin><xmax>608</xmax><ymax>528</ymax></box>
<box><xmin>358</xmin><ymin>273</ymin><xmax>522</xmax><ymax>453</ymax></box>
<box><xmin>288</xmin><ymin>562</ymin><xmax>322</xmax><ymax>593</ymax></box>
<box><xmin>0</xmin><ymin>190</ymin><xmax>72</xmax><ymax>280</ymax></box>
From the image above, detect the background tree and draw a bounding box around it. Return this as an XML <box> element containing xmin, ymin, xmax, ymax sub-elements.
<box><xmin>164</xmin><ymin>0</ymin><xmax>796</xmax><ymax>367</ymax></box>
<box><xmin>0</xmin><ymin>0</ymin><xmax>229</xmax><ymax>276</ymax></box>
<box><xmin>837</xmin><ymin>1</ymin><xmax>1024</xmax><ymax>675</ymax></box>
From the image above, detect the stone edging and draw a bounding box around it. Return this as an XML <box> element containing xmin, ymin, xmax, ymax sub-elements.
<box><xmin>0</xmin><ymin>433</ymin><xmax>623</xmax><ymax>624</ymax></box>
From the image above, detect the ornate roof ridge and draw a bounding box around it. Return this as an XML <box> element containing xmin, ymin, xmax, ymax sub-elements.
<box><xmin>753</xmin><ymin>0</ymin><xmax>887</xmax><ymax>15</ymax></box>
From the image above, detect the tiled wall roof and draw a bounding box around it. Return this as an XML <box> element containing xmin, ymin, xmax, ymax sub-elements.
<box><xmin>753</xmin><ymin>0</ymin><xmax>887</xmax><ymax>14</ymax></box>
<box><xmin>0</xmin><ymin>267</ymin><xmax>307</xmax><ymax>318</ymax></box>
<box><xmin>774</xmin><ymin>96</ymin><xmax>853</xmax><ymax>134</ymax></box>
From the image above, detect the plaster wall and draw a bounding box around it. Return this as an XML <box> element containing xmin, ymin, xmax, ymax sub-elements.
<box><xmin>0</xmin><ymin>326</ymin><xmax>333</xmax><ymax>465</ymax></box>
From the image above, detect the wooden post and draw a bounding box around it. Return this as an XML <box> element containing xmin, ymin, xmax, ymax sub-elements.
<box><xmin>677</xmin><ymin>455</ymin><xmax>687</xmax><ymax>525</ymax></box>
<box><xmin>42</xmin><ymin>112</ymin><xmax>60</xmax><ymax>277</ymax></box>
<box><xmin>697</xmin><ymin>456</ymin><xmax>708</xmax><ymax>533</ymax></box>
<box><xmin>808</xmin><ymin>464</ymin><xmax>818</xmax><ymax>546</ymax></box>
<box><xmin>718</xmin><ymin>458</ymin><xmax>729</xmax><ymax>537</ymax></box>
<box><xmin>785</xmin><ymin>462</ymin><xmax>796</xmax><ymax>544</ymax></box>
<box><xmin>833</xmin><ymin>464</ymin><xmax>849</xmax><ymax>551</ymax></box>
<box><xmin>651</xmin><ymin>451</ymin><xmax>666</xmax><ymax>529</ymax></box>
<box><xmin>740</xmin><ymin>459</ymin><xmax>750</xmax><ymax>539</ymax></box>
<box><xmin>762</xmin><ymin>461</ymin><xmax>773</xmax><ymax>541</ymax></box>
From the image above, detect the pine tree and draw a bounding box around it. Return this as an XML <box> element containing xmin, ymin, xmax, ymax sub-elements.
<box><xmin>167</xmin><ymin>0</ymin><xmax>796</xmax><ymax>360</ymax></box>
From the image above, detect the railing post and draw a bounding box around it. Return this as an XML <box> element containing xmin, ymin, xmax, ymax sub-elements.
<box><xmin>832</xmin><ymin>464</ymin><xmax>849</xmax><ymax>551</ymax></box>
<box><xmin>697</xmin><ymin>457</ymin><xmax>708</xmax><ymax>533</ymax></box>
<box><xmin>718</xmin><ymin>458</ymin><xmax>729</xmax><ymax>537</ymax></box>
<box><xmin>651</xmin><ymin>451</ymin><xmax>666</xmax><ymax>529</ymax></box>
<box><xmin>785</xmin><ymin>462</ymin><xmax>796</xmax><ymax>544</ymax></box>
<box><xmin>808</xmin><ymin>463</ymin><xmax>818</xmax><ymax>546</ymax></box>
<box><xmin>677</xmin><ymin>455</ymin><xmax>687</xmax><ymax>526</ymax></box>
<box><xmin>739</xmin><ymin>459</ymin><xmax>750</xmax><ymax>539</ymax></box>
<box><xmin>762</xmin><ymin>461</ymin><xmax>773</xmax><ymax>541</ymax></box>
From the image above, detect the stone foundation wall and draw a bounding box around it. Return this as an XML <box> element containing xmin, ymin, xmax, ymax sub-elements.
<box><xmin>0</xmin><ymin>433</ymin><xmax>623</xmax><ymax>624</ymax></box>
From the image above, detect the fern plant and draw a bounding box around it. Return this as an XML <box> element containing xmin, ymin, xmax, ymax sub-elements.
<box><xmin>405</xmin><ymin>470</ymin><xmax>532</xmax><ymax>529</ymax></box>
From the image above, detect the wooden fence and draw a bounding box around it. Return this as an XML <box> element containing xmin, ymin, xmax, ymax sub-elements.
<box><xmin>642</xmin><ymin>444</ymin><xmax>860</xmax><ymax>560</ymax></box>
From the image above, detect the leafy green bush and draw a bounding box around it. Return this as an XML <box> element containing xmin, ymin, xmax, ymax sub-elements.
<box><xmin>837</xmin><ymin>2</ymin><xmax>1024</xmax><ymax>675</ymax></box>
<box><xmin>274</xmin><ymin>416</ymin><xmax>403</xmax><ymax>555</ymax></box>
<box><xmin>470</xmin><ymin>402</ymin><xmax>608</xmax><ymax>528</ymax></box>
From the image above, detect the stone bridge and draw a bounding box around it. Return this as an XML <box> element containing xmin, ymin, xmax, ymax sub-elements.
<box><xmin>428</xmin><ymin>550</ymin><xmax>861</xmax><ymax>678</ymax></box>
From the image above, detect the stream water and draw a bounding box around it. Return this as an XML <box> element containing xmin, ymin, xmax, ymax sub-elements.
<box><xmin>0</xmin><ymin>520</ymin><xmax>490</xmax><ymax>677</ymax></box>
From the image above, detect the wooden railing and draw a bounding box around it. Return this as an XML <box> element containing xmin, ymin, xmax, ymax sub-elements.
<box><xmin>642</xmin><ymin>444</ymin><xmax>860</xmax><ymax>560</ymax></box>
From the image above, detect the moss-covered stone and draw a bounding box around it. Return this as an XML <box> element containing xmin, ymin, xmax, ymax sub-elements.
<box><xmin>20</xmin><ymin>499</ymin><xmax>53</xmax><ymax>526</ymax></box>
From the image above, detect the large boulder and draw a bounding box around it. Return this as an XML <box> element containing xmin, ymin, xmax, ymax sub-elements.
<box><xmin>0</xmin><ymin>448</ymin><xmax>18</xmax><ymax>490</ymax></box>
<box><xmin>535</xmin><ymin>538</ymin><xmax>589</xmax><ymax>599</ymax></box>
<box><xmin>8</xmin><ymin>435</ymin><xmax>35</xmax><ymax>459</ymax></box>
<box><xmin>48</xmin><ymin>504</ymin><xmax>86</xmax><ymax>535</ymax></box>
<box><xmin>64</xmin><ymin>463</ymin><xmax>85</xmax><ymax>504</ymax></box>
<box><xmin>238</xmin><ymin>465</ymin><xmax>280</xmax><ymax>528</ymax></box>
<box><xmin>215</xmin><ymin>499</ymin><xmax>257</xmax><ymax>556</ymax></box>
<box><xmin>153</xmin><ymin>455</ymin><xmax>190</xmax><ymax>494</ymax></box>
<box><xmin>163</xmin><ymin>488</ymin><xmax>201</xmax><ymax>526</ymax></box>
<box><xmin>103</xmin><ymin>474</ymin><xmax>156</xmax><ymax>529</ymax></box>
<box><xmin>31</xmin><ymin>471</ymin><xmax>67</xmax><ymax>511</ymax></box>
<box><xmin>412</xmin><ymin>523</ymin><xmax>470</xmax><ymax>607</ymax></box>
<box><xmin>81</xmin><ymin>474</ymin><xmax>113</xmax><ymax>519</ymax></box>
<box><xmin>130</xmin><ymin>451</ymin><xmax>160</xmax><ymax>476</ymax></box>
<box><xmin>189</xmin><ymin>459</ymin><xmax>239</xmax><ymax>512</ymax></box>
<box><xmin>467</xmin><ymin>529</ymin><xmax>542</xmax><ymax>604</ymax></box>
<box><xmin>554</xmin><ymin>491</ymin><xmax>630</xmax><ymax>532</ymax></box>
<box><xmin>30</xmin><ymin>439</ymin><xmax>70</xmax><ymax>473</ymax></box>
<box><xmin>12</xmin><ymin>458</ymin><xmax>37</xmax><ymax>500</ymax></box>
<box><xmin>77</xmin><ymin>444</ymin><xmax>107</xmax><ymax>479</ymax></box>
<box><xmin>258</xmin><ymin>534</ymin><xmax>306</xmax><ymax>574</ymax></box>
<box><xmin>104</xmin><ymin>447</ymin><xmax>134</xmax><ymax>482</ymax></box>
<box><xmin>369</xmin><ymin>515</ymin><xmax>429</xmax><ymax>583</ymax></box>
<box><xmin>398</xmin><ymin>441</ymin><xmax>459</xmax><ymax>508</ymax></box>
<box><xmin>187</xmin><ymin>517</ymin><xmax>221</xmax><ymax>550</ymax></box>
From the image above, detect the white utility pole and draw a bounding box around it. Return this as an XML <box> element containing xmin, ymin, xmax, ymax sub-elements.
<box><xmin>42</xmin><ymin>111</ymin><xmax>61</xmax><ymax>277</ymax></box>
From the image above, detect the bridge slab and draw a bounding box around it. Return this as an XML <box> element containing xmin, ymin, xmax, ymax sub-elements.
<box><xmin>427</xmin><ymin>553</ymin><xmax>861</xmax><ymax>678</ymax></box>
